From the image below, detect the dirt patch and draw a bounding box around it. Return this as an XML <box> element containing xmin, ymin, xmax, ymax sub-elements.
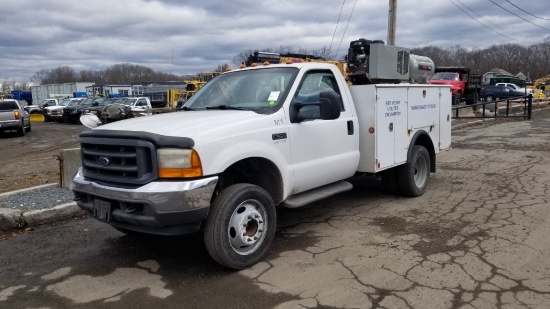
<box><xmin>0</xmin><ymin>122</ymin><xmax>84</xmax><ymax>193</ymax></box>
<box><xmin>371</xmin><ymin>216</ymin><xmax>489</xmax><ymax>256</ymax></box>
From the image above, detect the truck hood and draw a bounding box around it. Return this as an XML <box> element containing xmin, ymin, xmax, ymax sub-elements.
<box><xmin>94</xmin><ymin>110</ymin><xmax>266</xmax><ymax>138</ymax></box>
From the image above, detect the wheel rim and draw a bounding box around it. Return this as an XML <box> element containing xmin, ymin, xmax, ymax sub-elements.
<box><xmin>486</xmin><ymin>96</ymin><xmax>493</xmax><ymax>102</ymax></box>
<box><xmin>414</xmin><ymin>155</ymin><xmax>429</xmax><ymax>188</ymax></box>
<box><xmin>228</xmin><ymin>199</ymin><xmax>267</xmax><ymax>255</ymax></box>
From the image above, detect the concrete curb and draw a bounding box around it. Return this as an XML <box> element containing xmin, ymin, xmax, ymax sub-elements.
<box><xmin>22</xmin><ymin>202</ymin><xmax>86</xmax><ymax>227</ymax></box>
<box><xmin>0</xmin><ymin>202</ymin><xmax>86</xmax><ymax>230</ymax></box>
<box><xmin>0</xmin><ymin>183</ymin><xmax>57</xmax><ymax>198</ymax></box>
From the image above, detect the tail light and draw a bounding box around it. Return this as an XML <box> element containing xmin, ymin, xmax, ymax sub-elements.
<box><xmin>14</xmin><ymin>111</ymin><xmax>20</xmax><ymax>119</ymax></box>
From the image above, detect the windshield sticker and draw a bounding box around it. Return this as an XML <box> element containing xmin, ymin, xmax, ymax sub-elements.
<box><xmin>268</xmin><ymin>91</ymin><xmax>280</xmax><ymax>101</ymax></box>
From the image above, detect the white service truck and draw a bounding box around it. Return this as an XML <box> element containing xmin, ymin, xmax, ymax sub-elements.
<box><xmin>73</xmin><ymin>43</ymin><xmax>451</xmax><ymax>269</ymax></box>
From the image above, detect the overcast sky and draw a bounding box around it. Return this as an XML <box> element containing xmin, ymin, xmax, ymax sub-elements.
<box><xmin>2</xmin><ymin>0</ymin><xmax>550</xmax><ymax>82</ymax></box>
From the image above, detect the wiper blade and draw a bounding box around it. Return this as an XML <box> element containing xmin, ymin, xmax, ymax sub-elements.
<box><xmin>205</xmin><ymin>105</ymin><xmax>247</xmax><ymax>110</ymax></box>
<box><xmin>180</xmin><ymin>106</ymin><xmax>195</xmax><ymax>111</ymax></box>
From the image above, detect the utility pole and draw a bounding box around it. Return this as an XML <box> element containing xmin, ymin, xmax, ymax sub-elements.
<box><xmin>387</xmin><ymin>0</ymin><xmax>397</xmax><ymax>45</ymax></box>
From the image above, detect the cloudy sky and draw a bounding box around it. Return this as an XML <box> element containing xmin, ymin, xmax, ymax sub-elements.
<box><xmin>2</xmin><ymin>0</ymin><xmax>550</xmax><ymax>82</ymax></box>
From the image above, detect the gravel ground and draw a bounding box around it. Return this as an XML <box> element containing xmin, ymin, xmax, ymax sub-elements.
<box><xmin>0</xmin><ymin>185</ymin><xmax>75</xmax><ymax>211</ymax></box>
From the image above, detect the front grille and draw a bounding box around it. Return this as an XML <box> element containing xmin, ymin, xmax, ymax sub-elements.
<box><xmin>81</xmin><ymin>137</ymin><xmax>157</xmax><ymax>186</ymax></box>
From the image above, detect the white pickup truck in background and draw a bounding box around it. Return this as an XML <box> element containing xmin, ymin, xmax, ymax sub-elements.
<box><xmin>73</xmin><ymin>41</ymin><xmax>452</xmax><ymax>269</ymax></box>
<box><xmin>121</xmin><ymin>97</ymin><xmax>153</xmax><ymax>116</ymax></box>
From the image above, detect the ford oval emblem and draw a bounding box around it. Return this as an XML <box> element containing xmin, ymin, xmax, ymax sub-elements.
<box><xmin>97</xmin><ymin>157</ymin><xmax>110</xmax><ymax>166</ymax></box>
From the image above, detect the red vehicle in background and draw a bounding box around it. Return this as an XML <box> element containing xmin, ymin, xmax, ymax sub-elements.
<box><xmin>429</xmin><ymin>67</ymin><xmax>481</xmax><ymax>105</ymax></box>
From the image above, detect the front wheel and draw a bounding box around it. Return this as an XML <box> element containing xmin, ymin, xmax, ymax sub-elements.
<box><xmin>204</xmin><ymin>184</ymin><xmax>276</xmax><ymax>269</ymax></box>
<box><xmin>397</xmin><ymin>145</ymin><xmax>430</xmax><ymax>197</ymax></box>
<box><xmin>485</xmin><ymin>95</ymin><xmax>494</xmax><ymax>102</ymax></box>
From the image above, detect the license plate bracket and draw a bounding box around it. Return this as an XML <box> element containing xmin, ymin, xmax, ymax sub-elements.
<box><xmin>93</xmin><ymin>198</ymin><xmax>112</xmax><ymax>221</ymax></box>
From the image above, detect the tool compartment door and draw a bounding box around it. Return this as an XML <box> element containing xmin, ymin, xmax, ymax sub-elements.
<box><xmin>376</xmin><ymin>87</ymin><xmax>408</xmax><ymax>170</ymax></box>
<box><xmin>407</xmin><ymin>87</ymin><xmax>441</xmax><ymax>152</ymax></box>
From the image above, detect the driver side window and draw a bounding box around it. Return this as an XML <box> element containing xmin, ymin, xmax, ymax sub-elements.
<box><xmin>295</xmin><ymin>70</ymin><xmax>344</xmax><ymax>112</ymax></box>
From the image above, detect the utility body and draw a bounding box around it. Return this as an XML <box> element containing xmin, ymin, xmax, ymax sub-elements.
<box><xmin>73</xmin><ymin>61</ymin><xmax>452</xmax><ymax>269</ymax></box>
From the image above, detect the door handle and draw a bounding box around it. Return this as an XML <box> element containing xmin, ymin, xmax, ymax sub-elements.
<box><xmin>389</xmin><ymin>122</ymin><xmax>393</xmax><ymax>132</ymax></box>
<box><xmin>347</xmin><ymin>121</ymin><xmax>354</xmax><ymax>135</ymax></box>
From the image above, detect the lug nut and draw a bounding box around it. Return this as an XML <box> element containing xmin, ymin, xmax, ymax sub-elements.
<box><xmin>247</xmin><ymin>238</ymin><xmax>252</xmax><ymax>242</ymax></box>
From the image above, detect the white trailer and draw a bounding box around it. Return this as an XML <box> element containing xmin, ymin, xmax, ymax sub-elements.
<box><xmin>31</xmin><ymin>82</ymin><xmax>94</xmax><ymax>103</ymax></box>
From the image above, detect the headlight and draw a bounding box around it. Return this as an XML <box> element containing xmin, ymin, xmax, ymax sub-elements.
<box><xmin>47</xmin><ymin>110</ymin><xmax>52</xmax><ymax>114</ymax></box>
<box><xmin>157</xmin><ymin>148</ymin><xmax>203</xmax><ymax>178</ymax></box>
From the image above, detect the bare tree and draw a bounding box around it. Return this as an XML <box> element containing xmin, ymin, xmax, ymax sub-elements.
<box><xmin>30</xmin><ymin>69</ymin><xmax>50</xmax><ymax>84</ymax></box>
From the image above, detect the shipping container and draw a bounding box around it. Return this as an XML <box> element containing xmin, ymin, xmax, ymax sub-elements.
<box><xmin>31</xmin><ymin>82</ymin><xmax>94</xmax><ymax>102</ymax></box>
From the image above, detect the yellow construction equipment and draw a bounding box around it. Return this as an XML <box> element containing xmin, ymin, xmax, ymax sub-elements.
<box><xmin>177</xmin><ymin>72</ymin><xmax>221</xmax><ymax>104</ymax></box>
<box><xmin>529</xmin><ymin>75</ymin><xmax>550</xmax><ymax>94</ymax></box>
<box><xmin>29</xmin><ymin>114</ymin><xmax>45</xmax><ymax>122</ymax></box>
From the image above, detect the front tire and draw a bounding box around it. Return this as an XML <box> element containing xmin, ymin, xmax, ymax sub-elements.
<box><xmin>397</xmin><ymin>145</ymin><xmax>430</xmax><ymax>197</ymax></box>
<box><xmin>204</xmin><ymin>184</ymin><xmax>276</xmax><ymax>269</ymax></box>
<box><xmin>455</xmin><ymin>91</ymin><xmax>462</xmax><ymax>103</ymax></box>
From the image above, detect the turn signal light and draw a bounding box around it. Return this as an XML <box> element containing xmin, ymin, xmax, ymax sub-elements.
<box><xmin>158</xmin><ymin>149</ymin><xmax>203</xmax><ymax>178</ymax></box>
<box><xmin>14</xmin><ymin>110</ymin><xmax>20</xmax><ymax>119</ymax></box>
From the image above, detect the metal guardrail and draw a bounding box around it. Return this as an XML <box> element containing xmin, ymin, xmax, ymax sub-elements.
<box><xmin>452</xmin><ymin>94</ymin><xmax>536</xmax><ymax>120</ymax></box>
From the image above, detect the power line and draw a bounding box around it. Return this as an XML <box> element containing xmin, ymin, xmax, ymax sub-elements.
<box><xmin>336</xmin><ymin>0</ymin><xmax>358</xmax><ymax>57</ymax></box>
<box><xmin>505</xmin><ymin>0</ymin><xmax>550</xmax><ymax>21</ymax></box>
<box><xmin>488</xmin><ymin>0</ymin><xmax>550</xmax><ymax>32</ymax></box>
<box><xmin>447</xmin><ymin>0</ymin><xmax>521</xmax><ymax>42</ymax></box>
<box><xmin>455</xmin><ymin>0</ymin><xmax>522</xmax><ymax>37</ymax></box>
<box><xmin>328</xmin><ymin>0</ymin><xmax>346</xmax><ymax>57</ymax></box>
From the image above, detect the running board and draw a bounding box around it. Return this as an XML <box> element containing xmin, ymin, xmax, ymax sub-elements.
<box><xmin>282</xmin><ymin>181</ymin><xmax>353</xmax><ymax>208</ymax></box>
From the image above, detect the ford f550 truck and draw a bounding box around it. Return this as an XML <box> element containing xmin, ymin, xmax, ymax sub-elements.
<box><xmin>73</xmin><ymin>43</ymin><xmax>451</xmax><ymax>269</ymax></box>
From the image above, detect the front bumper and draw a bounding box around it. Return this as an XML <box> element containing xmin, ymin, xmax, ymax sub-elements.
<box><xmin>72</xmin><ymin>168</ymin><xmax>218</xmax><ymax>235</ymax></box>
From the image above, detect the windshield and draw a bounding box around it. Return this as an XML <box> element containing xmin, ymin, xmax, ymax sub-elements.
<box><xmin>67</xmin><ymin>100</ymin><xmax>81</xmax><ymax>107</ymax></box>
<box><xmin>123</xmin><ymin>99</ymin><xmax>137</xmax><ymax>106</ymax></box>
<box><xmin>431</xmin><ymin>73</ymin><xmax>459</xmax><ymax>81</ymax></box>
<box><xmin>112</xmin><ymin>98</ymin><xmax>127</xmax><ymax>104</ymax></box>
<box><xmin>184</xmin><ymin>67</ymin><xmax>298</xmax><ymax>112</ymax></box>
<box><xmin>78</xmin><ymin>98</ymin><xmax>95</xmax><ymax>107</ymax></box>
<box><xmin>38</xmin><ymin>99</ymin><xmax>51</xmax><ymax>107</ymax></box>
<box><xmin>58</xmin><ymin>99</ymin><xmax>71</xmax><ymax>106</ymax></box>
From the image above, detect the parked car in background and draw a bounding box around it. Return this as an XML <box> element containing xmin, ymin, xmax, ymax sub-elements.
<box><xmin>63</xmin><ymin>97</ymin><xmax>102</xmax><ymax>124</ymax></box>
<box><xmin>24</xmin><ymin>98</ymin><xmax>59</xmax><ymax>115</ymax></box>
<box><xmin>481</xmin><ymin>86</ymin><xmax>525</xmax><ymax>101</ymax></box>
<box><xmin>45</xmin><ymin>98</ymin><xmax>84</xmax><ymax>122</ymax></box>
<box><xmin>83</xmin><ymin>98</ymin><xmax>115</xmax><ymax>118</ymax></box>
<box><xmin>121</xmin><ymin>97</ymin><xmax>152</xmax><ymax>116</ymax></box>
<box><xmin>495</xmin><ymin>83</ymin><xmax>533</xmax><ymax>94</ymax></box>
<box><xmin>0</xmin><ymin>99</ymin><xmax>31</xmax><ymax>136</ymax></box>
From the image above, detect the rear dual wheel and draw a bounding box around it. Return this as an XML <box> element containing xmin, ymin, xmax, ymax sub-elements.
<box><xmin>381</xmin><ymin>145</ymin><xmax>431</xmax><ymax>197</ymax></box>
<box><xmin>397</xmin><ymin>145</ymin><xmax>430</xmax><ymax>197</ymax></box>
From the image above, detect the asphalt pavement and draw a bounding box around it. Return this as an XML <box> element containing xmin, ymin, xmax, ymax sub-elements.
<box><xmin>1</xmin><ymin>108</ymin><xmax>550</xmax><ymax>308</ymax></box>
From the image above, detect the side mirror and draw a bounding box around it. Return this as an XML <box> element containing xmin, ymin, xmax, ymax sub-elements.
<box><xmin>289</xmin><ymin>91</ymin><xmax>342</xmax><ymax>123</ymax></box>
